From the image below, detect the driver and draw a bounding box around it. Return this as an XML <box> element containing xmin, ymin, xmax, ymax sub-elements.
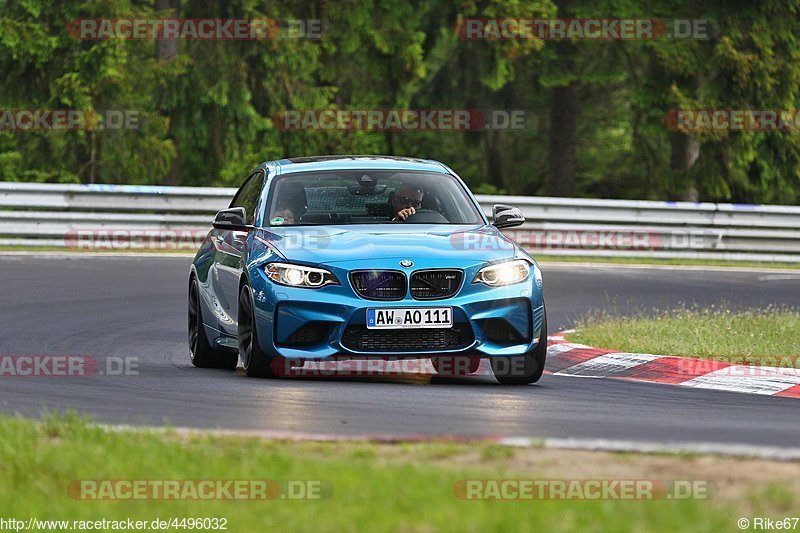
<box><xmin>391</xmin><ymin>183</ymin><xmax>424</xmax><ymax>221</ymax></box>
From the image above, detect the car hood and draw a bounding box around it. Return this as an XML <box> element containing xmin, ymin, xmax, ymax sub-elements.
<box><xmin>255</xmin><ymin>224</ymin><xmax>520</xmax><ymax>265</ymax></box>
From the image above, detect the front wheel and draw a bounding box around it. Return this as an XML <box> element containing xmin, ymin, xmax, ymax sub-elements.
<box><xmin>490</xmin><ymin>305</ymin><xmax>547</xmax><ymax>385</ymax></box>
<box><xmin>238</xmin><ymin>284</ymin><xmax>278</xmax><ymax>378</ymax></box>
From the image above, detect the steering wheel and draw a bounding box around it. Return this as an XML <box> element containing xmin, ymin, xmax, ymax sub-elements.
<box><xmin>402</xmin><ymin>208</ymin><xmax>449</xmax><ymax>224</ymax></box>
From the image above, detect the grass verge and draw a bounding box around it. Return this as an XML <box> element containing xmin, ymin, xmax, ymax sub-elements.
<box><xmin>567</xmin><ymin>307</ymin><xmax>800</xmax><ymax>365</ymax></box>
<box><xmin>0</xmin><ymin>414</ymin><xmax>798</xmax><ymax>531</ymax></box>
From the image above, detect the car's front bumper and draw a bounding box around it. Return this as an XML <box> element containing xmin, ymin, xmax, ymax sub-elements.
<box><xmin>248</xmin><ymin>258</ymin><xmax>544</xmax><ymax>360</ymax></box>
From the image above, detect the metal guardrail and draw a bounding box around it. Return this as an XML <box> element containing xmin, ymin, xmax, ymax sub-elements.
<box><xmin>1</xmin><ymin>181</ymin><xmax>799</xmax><ymax>262</ymax></box>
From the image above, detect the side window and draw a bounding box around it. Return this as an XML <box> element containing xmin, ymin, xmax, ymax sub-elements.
<box><xmin>230</xmin><ymin>171</ymin><xmax>265</xmax><ymax>225</ymax></box>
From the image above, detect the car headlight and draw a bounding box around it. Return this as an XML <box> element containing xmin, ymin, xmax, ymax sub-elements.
<box><xmin>473</xmin><ymin>259</ymin><xmax>531</xmax><ymax>287</ymax></box>
<box><xmin>266</xmin><ymin>263</ymin><xmax>338</xmax><ymax>288</ymax></box>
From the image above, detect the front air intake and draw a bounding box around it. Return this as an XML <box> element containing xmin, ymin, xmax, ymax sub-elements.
<box><xmin>342</xmin><ymin>324</ymin><xmax>474</xmax><ymax>352</ymax></box>
<box><xmin>349</xmin><ymin>270</ymin><xmax>407</xmax><ymax>300</ymax></box>
<box><xmin>410</xmin><ymin>269</ymin><xmax>463</xmax><ymax>300</ymax></box>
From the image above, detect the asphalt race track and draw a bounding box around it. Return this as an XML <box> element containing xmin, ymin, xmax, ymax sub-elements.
<box><xmin>1</xmin><ymin>254</ymin><xmax>799</xmax><ymax>448</ymax></box>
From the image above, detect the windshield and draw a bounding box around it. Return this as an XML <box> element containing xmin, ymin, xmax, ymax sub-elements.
<box><xmin>265</xmin><ymin>170</ymin><xmax>484</xmax><ymax>226</ymax></box>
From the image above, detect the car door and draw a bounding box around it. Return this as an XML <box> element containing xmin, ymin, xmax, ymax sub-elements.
<box><xmin>212</xmin><ymin>170</ymin><xmax>265</xmax><ymax>335</ymax></box>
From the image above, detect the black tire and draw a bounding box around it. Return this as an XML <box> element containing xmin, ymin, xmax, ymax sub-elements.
<box><xmin>238</xmin><ymin>284</ymin><xmax>277</xmax><ymax>378</ymax></box>
<box><xmin>490</xmin><ymin>305</ymin><xmax>547</xmax><ymax>385</ymax></box>
<box><xmin>188</xmin><ymin>278</ymin><xmax>238</xmax><ymax>370</ymax></box>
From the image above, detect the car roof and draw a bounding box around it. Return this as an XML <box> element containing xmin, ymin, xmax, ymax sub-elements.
<box><xmin>267</xmin><ymin>155</ymin><xmax>451</xmax><ymax>175</ymax></box>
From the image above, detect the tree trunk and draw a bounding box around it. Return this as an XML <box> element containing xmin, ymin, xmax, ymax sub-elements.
<box><xmin>156</xmin><ymin>0</ymin><xmax>180</xmax><ymax>185</ymax></box>
<box><xmin>669</xmin><ymin>132</ymin><xmax>700</xmax><ymax>201</ymax></box>
<box><xmin>155</xmin><ymin>0</ymin><xmax>179</xmax><ymax>60</ymax></box>
<box><xmin>89</xmin><ymin>130</ymin><xmax>97</xmax><ymax>184</ymax></box>
<box><xmin>486</xmin><ymin>129</ymin><xmax>505</xmax><ymax>191</ymax></box>
<box><xmin>547</xmin><ymin>83</ymin><xmax>577</xmax><ymax>197</ymax></box>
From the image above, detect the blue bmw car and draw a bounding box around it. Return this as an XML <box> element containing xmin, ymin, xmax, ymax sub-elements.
<box><xmin>188</xmin><ymin>156</ymin><xmax>546</xmax><ymax>384</ymax></box>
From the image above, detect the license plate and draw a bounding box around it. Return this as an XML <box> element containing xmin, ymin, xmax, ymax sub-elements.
<box><xmin>367</xmin><ymin>307</ymin><xmax>453</xmax><ymax>329</ymax></box>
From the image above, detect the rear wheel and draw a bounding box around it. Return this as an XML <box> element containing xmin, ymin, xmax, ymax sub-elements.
<box><xmin>490</xmin><ymin>305</ymin><xmax>547</xmax><ymax>385</ymax></box>
<box><xmin>238</xmin><ymin>284</ymin><xmax>279</xmax><ymax>378</ymax></box>
<box><xmin>188</xmin><ymin>278</ymin><xmax>238</xmax><ymax>370</ymax></box>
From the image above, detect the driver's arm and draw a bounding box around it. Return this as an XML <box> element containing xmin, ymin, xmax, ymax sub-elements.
<box><xmin>393</xmin><ymin>206</ymin><xmax>416</xmax><ymax>221</ymax></box>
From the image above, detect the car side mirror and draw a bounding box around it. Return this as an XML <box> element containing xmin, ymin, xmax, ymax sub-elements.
<box><xmin>213</xmin><ymin>207</ymin><xmax>249</xmax><ymax>231</ymax></box>
<box><xmin>492</xmin><ymin>204</ymin><xmax>525</xmax><ymax>229</ymax></box>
